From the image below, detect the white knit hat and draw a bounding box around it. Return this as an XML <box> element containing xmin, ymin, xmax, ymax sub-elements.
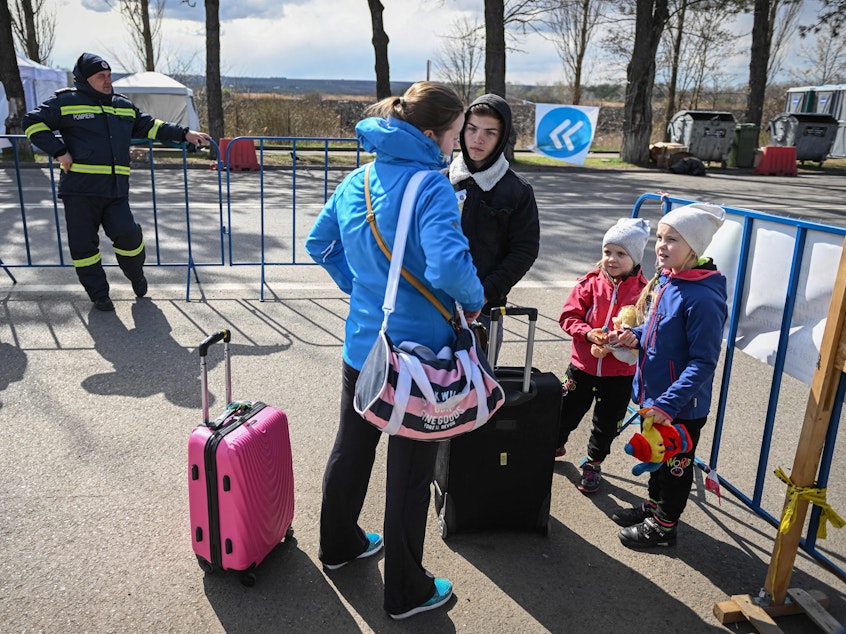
<box><xmin>602</xmin><ymin>217</ymin><xmax>651</xmax><ymax>266</ymax></box>
<box><xmin>659</xmin><ymin>203</ymin><xmax>725</xmax><ymax>256</ymax></box>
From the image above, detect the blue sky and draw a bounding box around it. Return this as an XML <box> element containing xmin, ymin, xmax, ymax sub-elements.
<box><xmin>47</xmin><ymin>0</ymin><xmax>825</xmax><ymax>86</ymax></box>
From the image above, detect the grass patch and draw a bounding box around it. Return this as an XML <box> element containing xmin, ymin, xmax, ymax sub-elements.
<box><xmin>513</xmin><ymin>151</ymin><xmax>642</xmax><ymax>170</ymax></box>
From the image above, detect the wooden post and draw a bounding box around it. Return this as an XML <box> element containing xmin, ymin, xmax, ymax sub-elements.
<box><xmin>764</xmin><ymin>237</ymin><xmax>846</xmax><ymax>604</ymax></box>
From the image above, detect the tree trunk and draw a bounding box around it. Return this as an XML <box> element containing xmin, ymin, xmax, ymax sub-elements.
<box><xmin>367</xmin><ymin>0</ymin><xmax>391</xmax><ymax>99</ymax></box>
<box><xmin>484</xmin><ymin>0</ymin><xmax>506</xmax><ymax>97</ymax></box>
<box><xmin>621</xmin><ymin>0</ymin><xmax>669</xmax><ymax>165</ymax></box>
<box><xmin>745</xmin><ymin>0</ymin><xmax>769</xmax><ymax>141</ymax></box>
<box><xmin>663</xmin><ymin>1</ymin><xmax>686</xmax><ymax>141</ymax></box>
<box><xmin>0</xmin><ymin>0</ymin><xmax>33</xmax><ymax>159</ymax></box>
<box><xmin>19</xmin><ymin>0</ymin><xmax>39</xmax><ymax>62</ymax></box>
<box><xmin>205</xmin><ymin>0</ymin><xmax>224</xmax><ymax>159</ymax></box>
<box><xmin>141</xmin><ymin>0</ymin><xmax>155</xmax><ymax>71</ymax></box>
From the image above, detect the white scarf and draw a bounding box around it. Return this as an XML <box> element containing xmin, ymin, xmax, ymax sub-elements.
<box><xmin>448</xmin><ymin>153</ymin><xmax>509</xmax><ymax>192</ymax></box>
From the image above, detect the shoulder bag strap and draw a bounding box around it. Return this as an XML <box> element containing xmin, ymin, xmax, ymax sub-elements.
<box><xmin>364</xmin><ymin>163</ymin><xmax>453</xmax><ymax>324</ymax></box>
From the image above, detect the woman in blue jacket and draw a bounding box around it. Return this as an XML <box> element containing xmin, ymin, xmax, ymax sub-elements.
<box><xmin>609</xmin><ymin>203</ymin><xmax>728</xmax><ymax>549</ymax></box>
<box><xmin>306</xmin><ymin>82</ymin><xmax>483</xmax><ymax>619</ymax></box>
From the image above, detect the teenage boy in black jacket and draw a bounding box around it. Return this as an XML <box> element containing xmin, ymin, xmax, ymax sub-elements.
<box><xmin>448</xmin><ymin>94</ymin><xmax>540</xmax><ymax>353</ymax></box>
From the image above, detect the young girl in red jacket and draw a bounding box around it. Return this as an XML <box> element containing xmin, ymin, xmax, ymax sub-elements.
<box><xmin>556</xmin><ymin>218</ymin><xmax>650</xmax><ymax>494</ymax></box>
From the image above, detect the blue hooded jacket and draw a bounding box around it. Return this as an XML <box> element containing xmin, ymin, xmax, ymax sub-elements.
<box><xmin>631</xmin><ymin>262</ymin><xmax>727</xmax><ymax>421</ymax></box>
<box><xmin>305</xmin><ymin>116</ymin><xmax>484</xmax><ymax>370</ymax></box>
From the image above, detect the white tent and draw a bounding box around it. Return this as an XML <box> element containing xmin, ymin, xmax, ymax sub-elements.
<box><xmin>1</xmin><ymin>55</ymin><xmax>68</xmax><ymax>149</ymax></box>
<box><xmin>112</xmin><ymin>71</ymin><xmax>201</xmax><ymax>131</ymax></box>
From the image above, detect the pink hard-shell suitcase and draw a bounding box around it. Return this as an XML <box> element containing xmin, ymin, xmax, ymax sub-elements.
<box><xmin>188</xmin><ymin>329</ymin><xmax>294</xmax><ymax>585</ymax></box>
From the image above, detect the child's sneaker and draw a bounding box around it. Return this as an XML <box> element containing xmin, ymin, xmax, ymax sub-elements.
<box><xmin>611</xmin><ymin>502</ymin><xmax>655</xmax><ymax>527</ymax></box>
<box><xmin>577</xmin><ymin>462</ymin><xmax>601</xmax><ymax>494</ymax></box>
<box><xmin>389</xmin><ymin>577</ymin><xmax>453</xmax><ymax>620</ymax></box>
<box><xmin>618</xmin><ymin>517</ymin><xmax>677</xmax><ymax>548</ymax></box>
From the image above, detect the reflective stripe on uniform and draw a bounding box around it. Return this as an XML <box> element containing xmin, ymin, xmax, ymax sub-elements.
<box><xmin>114</xmin><ymin>239</ymin><xmax>144</xmax><ymax>258</ymax></box>
<box><xmin>59</xmin><ymin>105</ymin><xmax>136</xmax><ymax>119</ymax></box>
<box><xmin>25</xmin><ymin>122</ymin><xmax>51</xmax><ymax>138</ymax></box>
<box><xmin>102</xmin><ymin>106</ymin><xmax>135</xmax><ymax>118</ymax></box>
<box><xmin>147</xmin><ymin>119</ymin><xmax>164</xmax><ymax>139</ymax></box>
<box><xmin>69</xmin><ymin>163</ymin><xmax>131</xmax><ymax>176</ymax></box>
<box><xmin>73</xmin><ymin>252</ymin><xmax>102</xmax><ymax>268</ymax></box>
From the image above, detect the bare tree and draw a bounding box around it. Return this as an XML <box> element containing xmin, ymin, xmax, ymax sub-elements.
<box><xmin>484</xmin><ymin>0</ymin><xmax>546</xmax><ymax>97</ymax></box>
<box><xmin>104</xmin><ymin>0</ymin><xmax>165</xmax><ymax>72</ymax></box>
<box><xmin>10</xmin><ymin>0</ymin><xmax>55</xmax><ymax>64</ymax></box>
<box><xmin>745</xmin><ymin>0</ymin><xmax>770</xmax><ymax>128</ymax></box>
<box><xmin>800</xmin><ymin>0</ymin><xmax>845</xmax><ymax>37</ymax></box>
<box><xmin>621</xmin><ymin>0</ymin><xmax>670</xmax><ymax>164</ymax></box>
<box><xmin>792</xmin><ymin>20</ymin><xmax>846</xmax><ymax>84</ymax></box>
<box><xmin>659</xmin><ymin>0</ymin><xmax>738</xmax><ymax>138</ymax></box>
<box><xmin>767</xmin><ymin>0</ymin><xmax>802</xmax><ymax>82</ymax></box>
<box><xmin>203</xmin><ymin>0</ymin><xmax>223</xmax><ymax>155</ymax></box>
<box><xmin>535</xmin><ymin>0</ymin><xmax>602</xmax><ymax>104</ymax></box>
<box><xmin>434</xmin><ymin>16</ymin><xmax>484</xmax><ymax>104</ymax></box>
<box><xmin>0</xmin><ymin>0</ymin><xmax>33</xmax><ymax>159</ymax></box>
<box><xmin>485</xmin><ymin>0</ymin><xmax>507</xmax><ymax>96</ymax></box>
<box><xmin>368</xmin><ymin>0</ymin><xmax>391</xmax><ymax>99</ymax></box>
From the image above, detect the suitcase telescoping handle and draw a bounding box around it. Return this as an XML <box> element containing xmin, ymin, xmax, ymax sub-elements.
<box><xmin>199</xmin><ymin>329</ymin><xmax>232</xmax><ymax>425</ymax></box>
<box><xmin>488</xmin><ymin>306</ymin><xmax>537</xmax><ymax>393</ymax></box>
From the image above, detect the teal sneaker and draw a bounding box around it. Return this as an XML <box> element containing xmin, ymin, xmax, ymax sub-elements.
<box><xmin>389</xmin><ymin>577</ymin><xmax>453</xmax><ymax>620</ymax></box>
<box><xmin>323</xmin><ymin>533</ymin><xmax>383</xmax><ymax>570</ymax></box>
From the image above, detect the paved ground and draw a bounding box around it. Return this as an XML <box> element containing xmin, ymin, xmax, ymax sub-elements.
<box><xmin>1</xmin><ymin>162</ymin><xmax>845</xmax><ymax>633</ymax></box>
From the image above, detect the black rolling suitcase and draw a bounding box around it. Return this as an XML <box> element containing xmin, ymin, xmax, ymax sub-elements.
<box><xmin>433</xmin><ymin>306</ymin><xmax>562</xmax><ymax>538</ymax></box>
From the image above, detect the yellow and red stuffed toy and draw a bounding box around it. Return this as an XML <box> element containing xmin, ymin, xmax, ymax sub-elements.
<box><xmin>624</xmin><ymin>410</ymin><xmax>692</xmax><ymax>476</ymax></box>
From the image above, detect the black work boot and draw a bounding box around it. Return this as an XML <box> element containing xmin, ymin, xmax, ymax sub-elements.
<box><xmin>93</xmin><ymin>297</ymin><xmax>115</xmax><ymax>311</ymax></box>
<box><xmin>131</xmin><ymin>275</ymin><xmax>148</xmax><ymax>297</ymax></box>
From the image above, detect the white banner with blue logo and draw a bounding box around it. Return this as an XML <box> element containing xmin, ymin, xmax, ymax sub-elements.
<box><xmin>532</xmin><ymin>104</ymin><xmax>599</xmax><ymax>165</ymax></box>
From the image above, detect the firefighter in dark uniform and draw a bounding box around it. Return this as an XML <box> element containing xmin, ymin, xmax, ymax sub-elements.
<box><xmin>22</xmin><ymin>52</ymin><xmax>211</xmax><ymax>311</ymax></box>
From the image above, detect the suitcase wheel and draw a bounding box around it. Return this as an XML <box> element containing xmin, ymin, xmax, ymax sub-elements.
<box><xmin>240</xmin><ymin>571</ymin><xmax>256</xmax><ymax>587</ymax></box>
<box><xmin>196</xmin><ymin>555</ymin><xmax>214</xmax><ymax>574</ymax></box>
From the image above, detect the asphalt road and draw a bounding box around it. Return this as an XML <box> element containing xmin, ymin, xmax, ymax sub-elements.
<box><xmin>1</xmin><ymin>161</ymin><xmax>845</xmax><ymax>633</ymax></box>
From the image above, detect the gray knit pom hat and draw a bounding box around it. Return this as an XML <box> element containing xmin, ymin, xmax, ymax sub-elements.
<box><xmin>602</xmin><ymin>217</ymin><xmax>651</xmax><ymax>266</ymax></box>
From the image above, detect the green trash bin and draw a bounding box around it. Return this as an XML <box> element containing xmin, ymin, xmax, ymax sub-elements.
<box><xmin>729</xmin><ymin>123</ymin><xmax>759</xmax><ymax>168</ymax></box>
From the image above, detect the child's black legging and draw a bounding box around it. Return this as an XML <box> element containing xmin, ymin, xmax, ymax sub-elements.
<box><xmin>648</xmin><ymin>415</ymin><xmax>708</xmax><ymax>524</ymax></box>
<box><xmin>557</xmin><ymin>364</ymin><xmax>634</xmax><ymax>462</ymax></box>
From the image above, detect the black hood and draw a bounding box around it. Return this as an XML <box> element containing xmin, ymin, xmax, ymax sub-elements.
<box><xmin>460</xmin><ymin>94</ymin><xmax>512</xmax><ymax>173</ymax></box>
<box><xmin>72</xmin><ymin>52</ymin><xmax>112</xmax><ymax>98</ymax></box>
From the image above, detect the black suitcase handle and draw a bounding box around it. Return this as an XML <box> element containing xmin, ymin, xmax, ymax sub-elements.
<box><xmin>199</xmin><ymin>329</ymin><xmax>232</xmax><ymax>425</ymax></box>
<box><xmin>199</xmin><ymin>329</ymin><xmax>231</xmax><ymax>357</ymax></box>
<box><xmin>489</xmin><ymin>306</ymin><xmax>538</xmax><ymax>322</ymax></box>
<box><xmin>487</xmin><ymin>306</ymin><xmax>536</xmax><ymax>393</ymax></box>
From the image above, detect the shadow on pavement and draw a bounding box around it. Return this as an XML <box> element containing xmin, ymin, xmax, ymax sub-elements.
<box><xmin>201</xmin><ymin>537</ymin><xmax>360</xmax><ymax>632</ymax></box>
<box><xmin>0</xmin><ymin>341</ymin><xmax>26</xmax><ymax>410</ymax></box>
<box><xmin>82</xmin><ymin>298</ymin><xmax>291</xmax><ymax>408</ymax></box>
<box><xmin>441</xmin><ymin>515</ymin><xmax>726</xmax><ymax>632</ymax></box>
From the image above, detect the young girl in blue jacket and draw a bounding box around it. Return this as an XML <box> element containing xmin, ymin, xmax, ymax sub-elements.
<box><xmin>306</xmin><ymin>82</ymin><xmax>483</xmax><ymax>619</ymax></box>
<box><xmin>609</xmin><ymin>203</ymin><xmax>727</xmax><ymax>548</ymax></box>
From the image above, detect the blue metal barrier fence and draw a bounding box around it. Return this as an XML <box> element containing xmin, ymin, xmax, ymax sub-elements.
<box><xmin>0</xmin><ymin>135</ymin><xmax>363</xmax><ymax>300</ymax></box>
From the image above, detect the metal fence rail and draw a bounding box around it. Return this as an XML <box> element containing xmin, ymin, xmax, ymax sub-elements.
<box><xmin>0</xmin><ymin>135</ymin><xmax>363</xmax><ymax>300</ymax></box>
